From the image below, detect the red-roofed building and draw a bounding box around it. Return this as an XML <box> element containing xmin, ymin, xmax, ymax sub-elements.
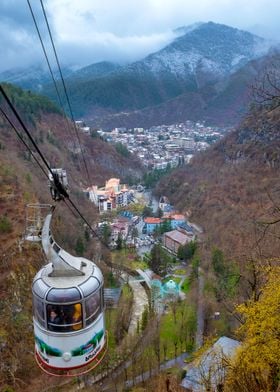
<box><xmin>162</xmin><ymin>213</ymin><xmax>186</xmax><ymax>229</ymax></box>
<box><xmin>143</xmin><ymin>217</ymin><xmax>163</xmax><ymax>233</ymax></box>
<box><xmin>110</xmin><ymin>216</ymin><xmax>132</xmax><ymax>241</ymax></box>
<box><xmin>171</xmin><ymin>214</ymin><xmax>185</xmax><ymax>221</ymax></box>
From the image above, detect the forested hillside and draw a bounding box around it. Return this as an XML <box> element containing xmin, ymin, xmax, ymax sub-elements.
<box><xmin>156</xmin><ymin>103</ymin><xmax>280</xmax><ymax>259</ymax></box>
<box><xmin>0</xmin><ymin>83</ymin><xmax>144</xmax><ymax>391</ymax></box>
<box><xmin>155</xmin><ymin>89</ymin><xmax>280</xmax><ymax>389</ymax></box>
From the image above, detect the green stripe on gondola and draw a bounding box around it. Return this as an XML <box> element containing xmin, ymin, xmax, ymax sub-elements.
<box><xmin>71</xmin><ymin>330</ymin><xmax>104</xmax><ymax>357</ymax></box>
<box><xmin>35</xmin><ymin>336</ymin><xmax>63</xmax><ymax>357</ymax></box>
<box><xmin>35</xmin><ymin>329</ymin><xmax>104</xmax><ymax>358</ymax></box>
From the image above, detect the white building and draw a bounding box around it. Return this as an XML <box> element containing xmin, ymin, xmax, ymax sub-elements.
<box><xmin>86</xmin><ymin>178</ymin><xmax>133</xmax><ymax>213</ymax></box>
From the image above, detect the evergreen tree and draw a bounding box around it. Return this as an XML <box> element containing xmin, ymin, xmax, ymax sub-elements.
<box><xmin>101</xmin><ymin>224</ymin><xmax>111</xmax><ymax>245</ymax></box>
<box><xmin>116</xmin><ymin>232</ymin><xmax>123</xmax><ymax>250</ymax></box>
<box><xmin>212</xmin><ymin>247</ymin><xmax>225</xmax><ymax>276</ymax></box>
<box><xmin>75</xmin><ymin>237</ymin><xmax>85</xmax><ymax>256</ymax></box>
<box><xmin>142</xmin><ymin>205</ymin><xmax>153</xmax><ymax>217</ymax></box>
<box><xmin>155</xmin><ymin>207</ymin><xmax>163</xmax><ymax>218</ymax></box>
<box><xmin>149</xmin><ymin>244</ymin><xmax>172</xmax><ymax>276</ymax></box>
<box><xmin>84</xmin><ymin>228</ymin><xmax>90</xmax><ymax>242</ymax></box>
<box><xmin>141</xmin><ymin>306</ymin><xmax>149</xmax><ymax>331</ymax></box>
<box><xmin>177</xmin><ymin>241</ymin><xmax>197</xmax><ymax>261</ymax></box>
<box><xmin>160</xmin><ymin>218</ymin><xmax>172</xmax><ymax>234</ymax></box>
<box><xmin>212</xmin><ymin>247</ymin><xmax>239</xmax><ymax>300</ymax></box>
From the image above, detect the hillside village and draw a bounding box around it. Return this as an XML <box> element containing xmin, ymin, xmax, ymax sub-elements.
<box><xmin>1</xmin><ymin>8</ymin><xmax>280</xmax><ymax>391</ymax></box>
<box><xmin>84</xmin><ymin>175</ymin><xmax>198</xmax><ymax>256</ymax></box>
<box><xmin>76</xmin><ymin>120</ymin><xmax>229</xmax><ymax>169</ymax></box>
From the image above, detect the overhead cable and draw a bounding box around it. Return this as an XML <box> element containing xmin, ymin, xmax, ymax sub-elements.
<box><xmin>0</xmin><ymin>84</ymin><xmax>108</xmax><ymax>249</ymax></box>
<box><xmin>0</xmin><ymin>85</ymin><xmax>53</xmax><ymax>174</ymax></box>
<box><xmin>27</xmin><ymin>0</ymin><xmax>77</xmax><ymax>143</ymax></box>
<box><xmin>0</xmin><ymin>84</ymin><xmax>68</xmax><ymax>199</ymax></box>
<box><xmin>39</xmin><ymin>0</ymin><xmax>92</xmax><ymax>187</ymax></box>
<box><xmin>0</xmin><ymin>107</ymin><xmax>49</xmax><ymax>179</ymax></box>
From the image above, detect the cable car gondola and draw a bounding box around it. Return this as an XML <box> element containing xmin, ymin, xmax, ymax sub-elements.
<box><xmin>31</xmin><ymin>207</ymin><xmax>107</xmax><ymax>376</ymax></box>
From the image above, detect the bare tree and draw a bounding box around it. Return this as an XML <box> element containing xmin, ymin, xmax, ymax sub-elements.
<box><xmin>252</xmin><ymin>54</ymin><xmax>280</xmax><ymax>111</ymax></box>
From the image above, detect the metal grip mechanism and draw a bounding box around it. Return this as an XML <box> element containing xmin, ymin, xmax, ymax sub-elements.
<box><xmin>49</xmin><ymin>168</ymin><xmax>69</xmax><ymax>201</ymax></box>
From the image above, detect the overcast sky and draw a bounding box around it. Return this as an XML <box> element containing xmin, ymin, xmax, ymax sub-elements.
<box><xmin>1</xmin><ymin>0</ymin><xmax>280</xmax><ymax>73</ymax></box>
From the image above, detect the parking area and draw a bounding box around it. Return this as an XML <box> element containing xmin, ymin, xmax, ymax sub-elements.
<box><xmin>135</xmin><ymin>234</ymin><xmax>154</xmax><ymax>257</ymax></box>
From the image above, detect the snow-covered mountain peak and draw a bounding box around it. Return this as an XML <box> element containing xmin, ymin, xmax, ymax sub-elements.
<box><xmin>138</xmin><ymin>22</ymin><xmax>270</xmax><ymax>81</ymax></box>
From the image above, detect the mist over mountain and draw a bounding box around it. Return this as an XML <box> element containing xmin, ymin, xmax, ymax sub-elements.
<box><xmin>46</xmin><ymin>22</ymin><xmax>273</xmax><ymax>127</ymax></box>
<box><xmin>0</xmin><ymin>22</ymin><xmax>274</xmax><ymax>128</ymax></box>
<box><xmin>0</xmin><ymin>65</ymin><xmax>74</xmax><ymax>92</ymax></box>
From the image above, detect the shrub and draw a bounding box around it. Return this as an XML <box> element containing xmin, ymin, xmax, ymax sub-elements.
<box><xmin>0</xmin><ymin>216</ymin><xmax>12</xmax><ymax>234</ymax></box>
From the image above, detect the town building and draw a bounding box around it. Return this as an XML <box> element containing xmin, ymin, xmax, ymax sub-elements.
<box><xmin>110</xmin><ymin>217</ymin><xmax>131</xmax><ymax>242</ymax></box>
<box><xmin>143</xmin><ymin>217</ymin><xmax>163</xmax><ymax>234</ymax></box>
<box><xmin>163</xmin><ymin>229</ymin><xmax>192</xmax><ymax>254</ymax></box>
<box><xmin>181</xmin><ymin>337</ymin><xmax>241</xmax><ymax>391</ymax></box>
<box><xmin>86</xmin><ymin>178</ymin><xmax>133</xmax><ymax>213</ymax></box>
<box><xmin>159</xmin><ymin>196</ymin><xmax>170</xmax><ymax>211</ymax></box>
<box><xmin>164</xmin><ymin>214</ymin><xmax>186</xmax><ymax>229</ymax></box>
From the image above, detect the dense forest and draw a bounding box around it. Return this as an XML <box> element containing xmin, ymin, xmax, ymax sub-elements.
<box><xmin>155</xmin><ymin>70</ymin><xmax>280</xmax><ymax>389</ymax></box>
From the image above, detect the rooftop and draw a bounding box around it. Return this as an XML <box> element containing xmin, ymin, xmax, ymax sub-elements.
<box><xmin>181</xmin><ymin>337</ymin><xmax>241</xmax><ymax>391</ymax></box>
<box><xmin>171</xmin><ymin>214</ymin><xmax>185</xmax><ymax>220</ymax></box>
<box><xmin>144</xmin><ymin>217</ymin><xmax>163</xmax><ymax>224</ymax></box>
<box><xmin>164</xmin><ymin>229</ymin><xmax>189</xmax><ymax>245</ymax></box>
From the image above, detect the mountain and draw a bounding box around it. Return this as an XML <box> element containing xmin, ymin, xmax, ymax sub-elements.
<box><xmin>1</xmin><ymin>22</ymin><xmax>273</xmax><ymax>127</ymax></box>
<box><xmin>0</xmin><ymin>65</ymin><xmax>74</xmax><ymax>91</ymax></box>
<box><xmin>82</xmin><ymin>49</ymin><xmax>279</xmax><ymax>129</ymax></box>
<box><xmin>152</xmin><ymin>95</ymin><xmax>280</xmax><ymax>391</ymax></box>
<box><xmin>0</xmin><ymin>83</ymin><xmax>144</xmax><ymax>212</ymax></box>
<box><xmin>70</xmin><ymin>61</ymin><xmax>121</xmax><ymax>81</ymax></box>
<box><xmin>43</xmin><ymin>22</ymin><xmax>271</xmax><ymax>126</ymax></box>
<box><xmin>0</xmin><ymin>61</ymin><xmax>121</xmax><ymax>94</ymax></box>
<box><xmin>130</xmin><ymin>21</ymin><xmax>266</xmax><ymax>83</ymax></box>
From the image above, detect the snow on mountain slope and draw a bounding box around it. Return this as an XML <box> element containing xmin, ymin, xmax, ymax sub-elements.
<box><xmin>131</xmin><ymin>22</ymin><xmax>269</xmax><ymax>81</ymax></box>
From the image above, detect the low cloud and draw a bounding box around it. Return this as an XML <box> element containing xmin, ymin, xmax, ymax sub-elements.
<box><xmin>58</xmin><ymin>30</ymin><xmax>177</xmax><ymax>68</ymax></box>
<box><xmin>1</xmin><ymin>0</ymin><xmax>280</xmax><ymax>73</ymax></box>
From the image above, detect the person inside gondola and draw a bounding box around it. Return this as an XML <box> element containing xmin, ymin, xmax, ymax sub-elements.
<box><xmin>72</xmin><ymin>303</ymin><xmax>82</xmax><ymax>330</ymax></box>
<box><xmin>48</xmin><ymin>308</ymin><xmax>61</xmax><ymax>331</ymax></box>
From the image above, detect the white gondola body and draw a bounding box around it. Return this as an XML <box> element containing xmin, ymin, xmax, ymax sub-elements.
<box><xmin>34</xmin><ymin>312</ymin><xmax>105</xmax><ymax>369</ymax></box>
<box><xmin>32</xmin><ymin>212</ymin><xmax>106</xmax><ymax>372</ymax></box>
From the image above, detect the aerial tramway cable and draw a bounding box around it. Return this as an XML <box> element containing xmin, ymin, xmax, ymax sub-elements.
<box><xmin>2</xmin><ymin>0</ymin><xmax>112</xmax><ymax>247</ymax></box>
<box><xmin>1</xmin><ymin>90</ymin><xmax>109</xmax><ymax>375</ymax></box>
<box><xmin>0</xmin><ymin>84</ymin><xmax>110</xmax><ymax>249</ymax></box>
<box><xmin>0</xmin><ymin>107</ymin><xmax>49</xmax><ymax>180</ymax></box>
<box><xmin>26</xmin><ymin>0</ymin><xmax>87</xmax><ymax>190</ymax></box>
<box><xmin>26</xmin><ymin>0</ymin><xmax>78</xmax><ymax>148</ymax></box>
<box><xmin>0</xmin><ymin>85</ymin><xmax>54</xmax><ymax>175</ymax></box>
<box><xmin>38</xmin><ymin>0</ymin><xmax>92</xmax><ymax>187</ymax></box>
<box><xmin>1</xmin><ymin>3</ymin><xmax>110</xmax><ymax>376</ymax></box>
